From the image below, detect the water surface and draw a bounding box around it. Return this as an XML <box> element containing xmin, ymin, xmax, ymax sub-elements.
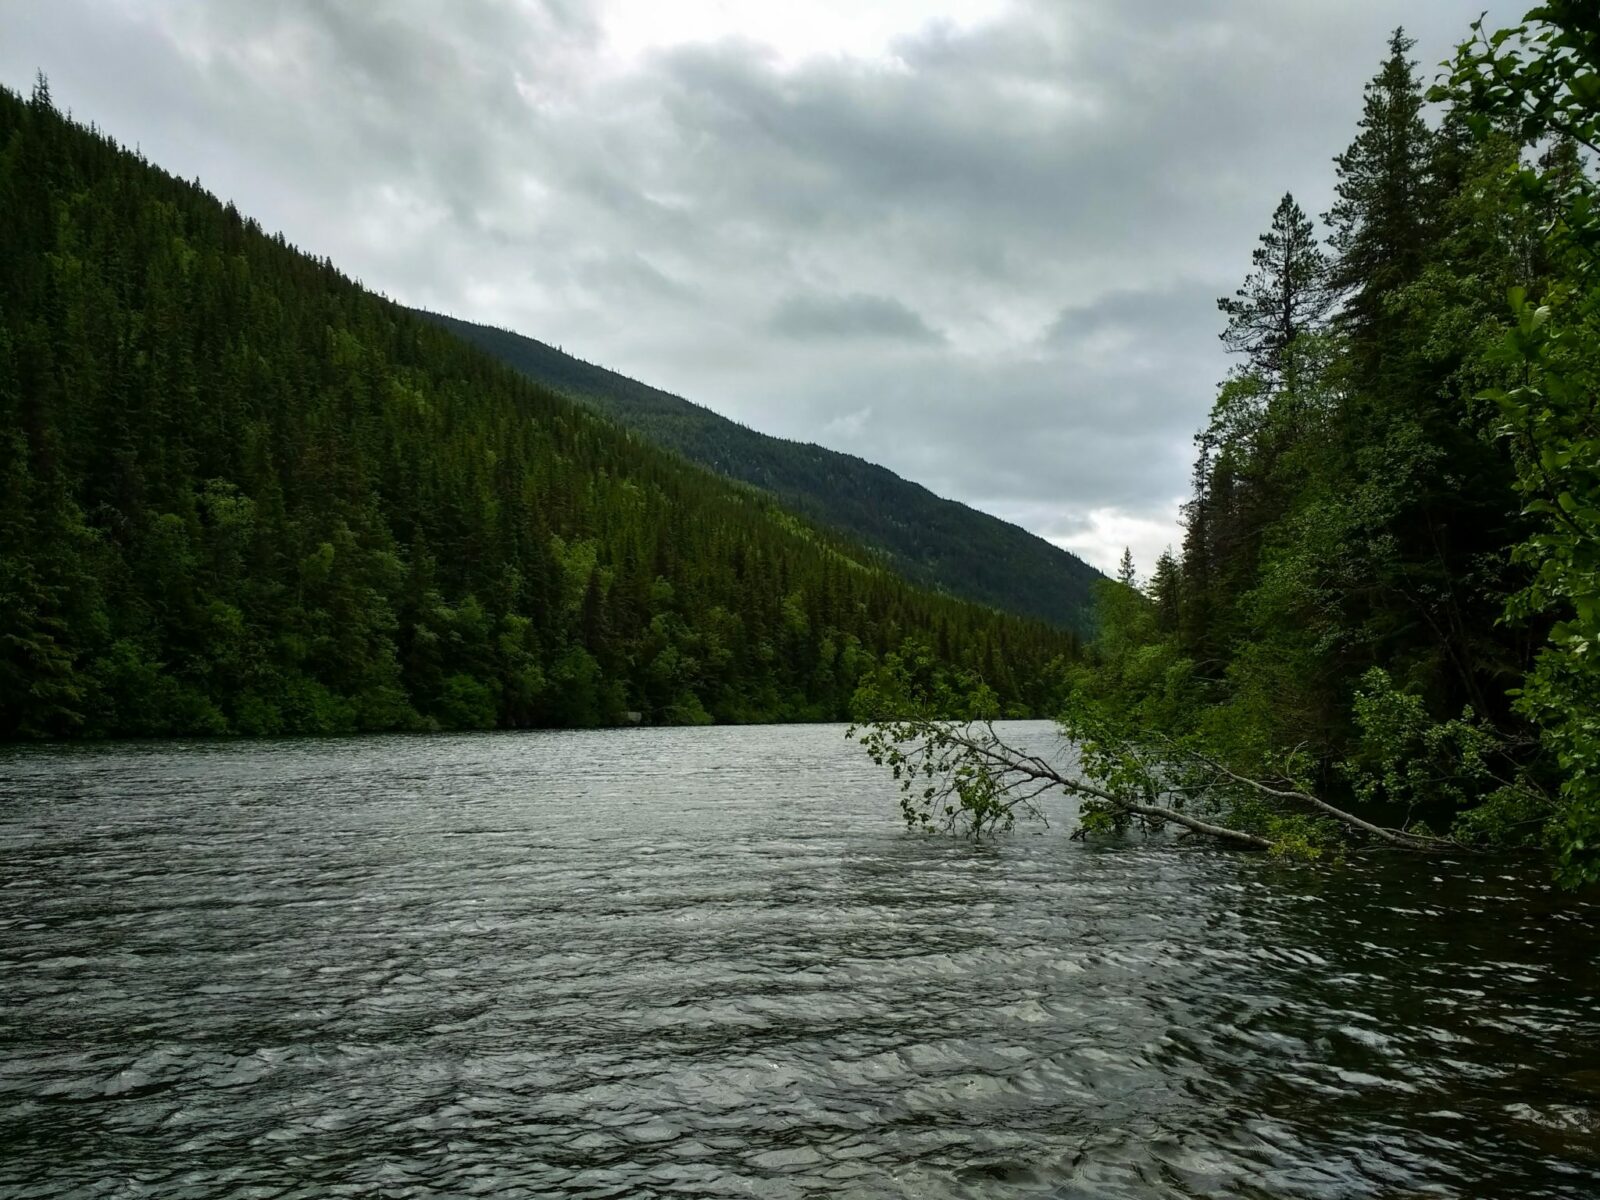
<box><xmin>2</xmin><ymin>723</ymin><xmax>1597</xmax><ymax>1198</ymax></box>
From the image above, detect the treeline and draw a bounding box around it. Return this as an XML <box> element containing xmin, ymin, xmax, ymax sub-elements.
<box><xmin>0</xmin><ymin>80</ymin><xmax>1078</xmax><ymax>739</ymax></box>
<box><xmin>1083</xmin><ymin>9</ymin><xmax>1600</xmax><ymax>883</ymax></box>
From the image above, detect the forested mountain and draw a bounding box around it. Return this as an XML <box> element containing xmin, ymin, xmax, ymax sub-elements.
<box><xmin>420</xmin><ymin>312</ymin><xmax>1102</xmax><ymax>633</ymax></box>
<box><xmin>0</xmin><ymin>79</ymin><xmax>1079</xmax><ymax>739</ymax></box>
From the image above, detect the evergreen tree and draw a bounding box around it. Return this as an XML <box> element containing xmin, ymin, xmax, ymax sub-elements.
<box><xmin>1440</xmin><ymin>1</ymin><xmax>1600</xmax><ymax>883</ymax></box>
<box><xmin>860</xmin><ymin>9</ymin><xmax>1599</xmax><ymax>886</ymax></box>
<box><xmin>1146</xmin><ymin>548</ymin><xmax>1180</xmax><ymax>635</ymax></box>
<box><xmin>1217</xmin><ymin>193</ymin><xmax>1332</xmax><ymax>386</ymax></box>
<box><xmin>1325</xmin><ymin>28</ymin><xmax>1434</xmax><ymax>366</ymax></box>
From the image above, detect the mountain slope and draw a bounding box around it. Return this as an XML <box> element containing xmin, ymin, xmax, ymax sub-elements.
<box><xmin>419</xmin><ymin>312</ymin><xmax>1103</xmax><ymax>632</ymax></box>
<box><xmin>0</xmin><ymin>82</ymin><xmax>1078</xmax><ymax>738</ymax></box>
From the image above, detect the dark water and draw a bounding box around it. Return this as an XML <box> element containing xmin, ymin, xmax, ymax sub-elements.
<box><xmin>2</xmin><ymin>723</ymin><xmax>1598</xmax><ymax>1199</ymax></box>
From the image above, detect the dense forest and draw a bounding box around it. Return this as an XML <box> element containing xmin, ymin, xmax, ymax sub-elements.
<box><xmin>1021</xmin><ymin>8</ymin><xmax>1600</xmax><ymax>884</ymax></box>
<box><xmin>0</xmin><ymin>81</ymin><xmax>1080</xmax><ymax>740</ymax></box>
<box><xmin>420</xmin><ymin>311</ymin><xmax>1102</xmax><ymax>633</ymax></box>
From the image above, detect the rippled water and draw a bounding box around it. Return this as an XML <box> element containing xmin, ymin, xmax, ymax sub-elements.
<box><xmin>2</xmin><ymin>723</ymin><xmax>1598</xmax><ymax>1199</ymax></box>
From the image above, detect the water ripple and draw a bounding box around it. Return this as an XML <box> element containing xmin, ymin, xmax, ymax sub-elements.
<box><xmin>1</xmin><ymin>724</ymin><xmax>1597</xmax><ymax>1198</ymax></box>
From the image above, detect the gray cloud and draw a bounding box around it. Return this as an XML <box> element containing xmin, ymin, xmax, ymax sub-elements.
<box><xmin>0</xmin><ymin>0</ymin><xmax>1506</xmax><ymax>571</ymax></box>
<box><xmin>769</xmin><ymin>292</ymin><xmax>943</xmax><ymax>343</ymax></box>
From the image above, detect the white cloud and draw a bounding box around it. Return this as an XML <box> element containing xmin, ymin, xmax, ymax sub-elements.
<box><xmin>596</xmin><ymin>0</ymin><xmax>1014</xmax><ymax>67</ymax></box>
<box><xmin>821</xmin><ymin>405</ymin><xmax>874</xmax><ymax>440</ymax></box>
<box><xmin>1051</xmin><ymin>504</ymin><xmax>1185</xmax><ymax>580</ymax></box>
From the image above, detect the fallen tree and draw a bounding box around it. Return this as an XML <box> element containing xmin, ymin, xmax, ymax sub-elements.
<box><xmin>847</xmin><ymin>660</ymin><xmax>1546</xmax><ymax>860</ymax></box>
<box><xmin>849</xmin><ymin>712</ymin><xmax>1462</xmax><ymax>857</ymax></box>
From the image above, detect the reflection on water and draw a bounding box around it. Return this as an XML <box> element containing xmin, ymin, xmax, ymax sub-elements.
<box><xmin>1</xmin><ymin>722</ymin><xmax>1597</xmax><ymax>1198</ymax></box>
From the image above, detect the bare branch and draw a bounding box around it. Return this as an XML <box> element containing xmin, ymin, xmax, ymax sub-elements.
<box><xmin>875</xmin><ymin>718</ymin><xmax>1275</xmax><ymax>850</ymax></box>
<box><xmin>1153</xmin><ymin>737</ymin><xmax>1460</xmax><ymax>852</ymax></box>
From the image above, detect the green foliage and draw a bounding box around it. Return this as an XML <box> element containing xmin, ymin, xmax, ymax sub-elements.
<box><xmin>1342</xmin><ymin>668</ymin><xmax>1547</xmax><ymax>840</ymax></box>
<box><xmin>0</xmin><ymin>81</ymin><xmax>1078</xmax><ymax>739</ymax></box>
<box><xmin>1103</xmin><ymin>9</ymin><xmax>1600</xmax><ymax>884</ymax></box>
<box><xmin>1440</xmin><ymin>5</ymin><xmax>1600</xmax><ymax>884</ymax></box>
<box><xmin>848</xmin><ymin>645</ymin><xmax>1011</xmax><ymax>836</ymax></box>
<box><xmin>849</xmin><ymin>639</ymin><xmax>1002</xmax><ymax>728</ymax></box>
<box><xmin>851</xmin><ymin>663</ymin><xmax>1344</xmax><ymax>858</ymax></box>
<box><xmin>423</xmin><ymin>311</ymin><xmax>1103</xmax><ymax>634</ymax></box>
<box><xmin>1217</xmin><ymin>192</ymin><xmax>1334</xmax><ymax>385</ymax></box>
<box><xmin>1119</xmin><ymin>16</ymin><xmax>1599</xmax><ymax>882</ymax></box>
<box><xmin>1488</xmin><ymin>290</ymin><xmax>1600</xmax><ymax>883</ymax></box>
<box><xmin>437</xmin><ymin>674</ymin><xmax>499</xmax><ymax>731</ymax></box>
<box><xmin>856</xmin><ymin>12</ymin><xmax>1599</xmax><ymax>886</ymax></box>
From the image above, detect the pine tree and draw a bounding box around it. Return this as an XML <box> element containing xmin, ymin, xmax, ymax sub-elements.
<box><xmin>1325</xmin><ymin>28</ymin><xmax>1434</xmax><ymax>356</ymax></box>
<box><xmin>1147</xmin><ymin>548</ymin><xmax>1180</xmax><ymax>634</ymax></box>
<box><xmin>1217</xmin><ymin>193</ymin><xmax>1332</xmax><ymax>386</ymax></box>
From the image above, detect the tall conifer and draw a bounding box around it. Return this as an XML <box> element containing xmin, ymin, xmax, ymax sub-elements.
<box><xmin>1325</xmin><ymin>28</ymin><xmax>1434</xmax><ymax>359</ymax></box>
<box><xmin>1217</xmin><ymin>193</ymin><xmax>1332</xmax><ymax>387</ymax></box>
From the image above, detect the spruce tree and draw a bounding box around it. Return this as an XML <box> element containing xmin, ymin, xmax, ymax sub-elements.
<box><xmin>1147</xmin><ymin>549</ymin><xmax>1180</xmax><ymax>634</ymax></box>
<box><xmin>1217</xmin><ymin>193</ymin><xmax>1332</xmax><ymax>386</ymax></box>
<box><xmin>1325</xmin><ymin>28</ymin><xmax>1434</xmax><ymax>355</ymax></box>
<box><xmin>1116</xmin><ymin>547</ymin><xmax>1137</xmax><ymax>589</ymax></box>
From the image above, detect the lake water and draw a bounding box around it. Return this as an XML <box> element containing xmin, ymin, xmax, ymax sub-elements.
<box><xmin>2</xmin><ymin>722</ymin><xmax>1597</xmax><ymax>1199</ymax></box>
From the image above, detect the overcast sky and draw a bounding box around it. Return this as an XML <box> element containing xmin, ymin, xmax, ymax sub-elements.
<box><xmin>2</xmin><ymin>0</ymin><xmax>1504</xmax><ymax>574</ymax></box>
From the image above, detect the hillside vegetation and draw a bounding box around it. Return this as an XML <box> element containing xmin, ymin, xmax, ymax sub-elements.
<box><xmin>423</xmin><ymin>312</ymin><xmax>1102</xmax><ymax>633</ymax></box>
<box><xmin>0</xmin><ymin>80</ymin><xmax>1078</xmax><ymax>738</ymax></box>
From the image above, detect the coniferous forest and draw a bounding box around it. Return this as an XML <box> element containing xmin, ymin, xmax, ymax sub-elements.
<box><xmin>0</xmin><ymin>81</ymin><xmax>1078</xmax><ymax>739</ymax></box>
<box><xmin>419</xmin><ymin>310</ymin><xmax>1104</xmax><ymax>634</ymax></box>
<box><xmin>927</xmin><ymin>10</ymin><xmax>1600</xmax><ymax>886</ymax></box>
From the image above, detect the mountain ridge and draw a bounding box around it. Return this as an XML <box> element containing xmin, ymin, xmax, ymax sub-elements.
<box><xmin>417</xmin><ymin>311</ymin><xmax>1103</xmax><ymax>633</ymax></box>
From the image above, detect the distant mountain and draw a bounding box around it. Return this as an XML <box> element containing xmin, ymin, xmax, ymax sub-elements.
<box><xmin>421</xmin><ymin>312</ymin><xmax>1103</xmax><ymax>632</ymax></box>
